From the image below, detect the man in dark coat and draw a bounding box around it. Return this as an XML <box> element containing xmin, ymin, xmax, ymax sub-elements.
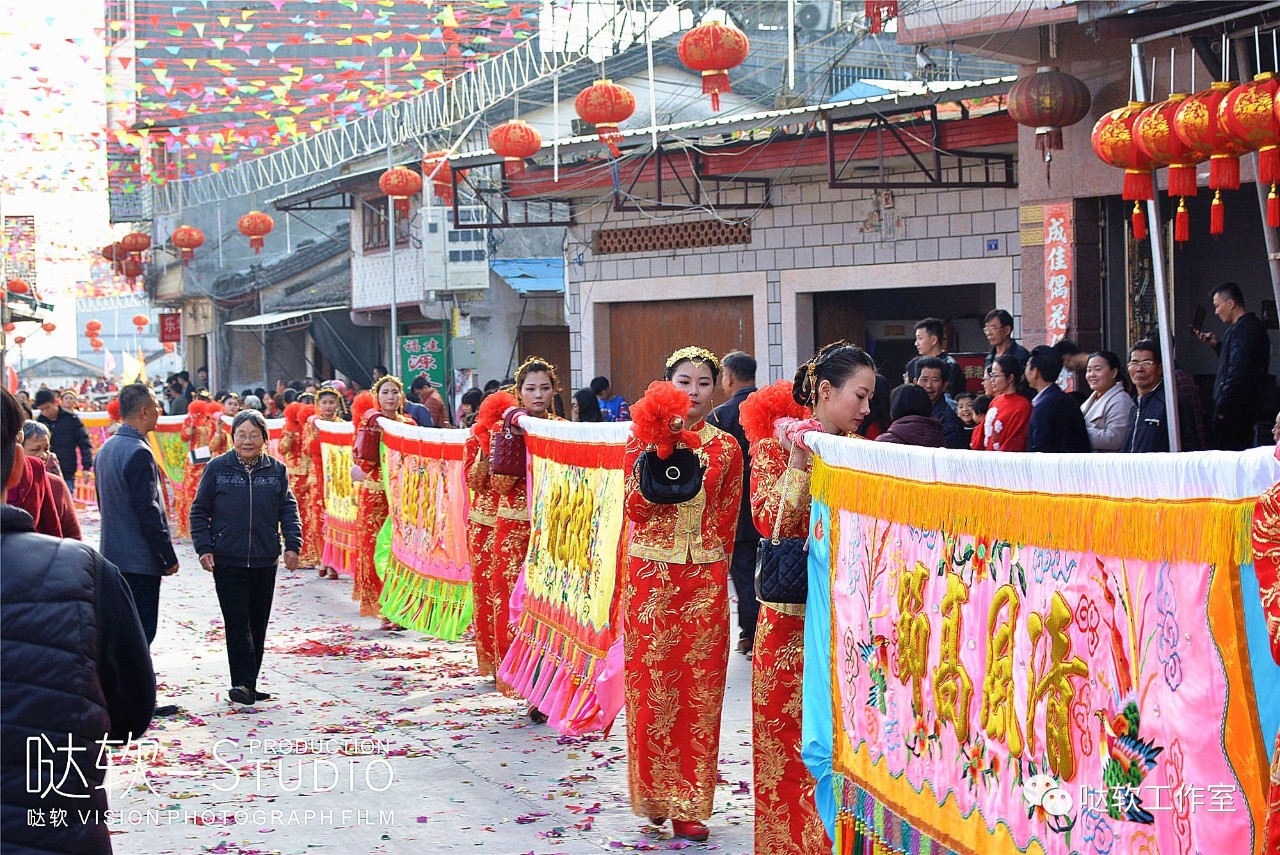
<box><xmin>708</xmin><ymin>351</ymin><xmax>759</xmax><ymax>655</ymax></box>
<box><xmin>1025</xmin><ymin>346</ymin><xmax>1091</xmax><ymax>453</ymax></box>
<box><xmin>33</xmin><ymin>389</ymin><xmax>93</xmax><ymax>492</ymax></box>
<box><xmin>2</xmin><ymin>388</ymin><xmax>155</xmax><ymax>855</ymax></box>
<box><xmin>1196</xmin><ymin>282</ymin><xmax>1272</xmax><ymax>449</ymax></box>
<box><xmin>94</xmin><ymin>383</ymin><xmax>181</xmax><ymax>716</ymax></box>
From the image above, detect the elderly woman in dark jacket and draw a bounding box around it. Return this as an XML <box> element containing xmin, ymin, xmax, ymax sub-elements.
<box><xmin>190</xmin><ymin>410</ymin><xmax>301</xmax><ymax>707</ymax></box>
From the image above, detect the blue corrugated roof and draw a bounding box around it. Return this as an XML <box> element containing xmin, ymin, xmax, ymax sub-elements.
<box><xmin>490</xmin><ymin>257</ymin><xmax>564</xmax><ymax>296</ymax></box>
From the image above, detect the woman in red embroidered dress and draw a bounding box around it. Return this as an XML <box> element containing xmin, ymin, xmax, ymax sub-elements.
<box><xmin>352</xmin><ymin>376</ymin><xmax>415</xmax><ymax>629</ymax></box>
<box><xmin>488</xmin><ymin>359</ymin><xmax>562</xmax><ymax>704</ymax></box>
<box><xmin>464</xmin><ymin>388</ymin><xmax>517</xmax><ymax>681</ymax></box>
<box><xmin>622</xmin><ymin>347</ymin><xmax>743</xmax><ymax>843</ymax></box>
<box><xmin>176</xmin><ymin>400</ymin><xmax>227</xmax><ymax>538</ymax></box>
<box><xmin>744</xmin><ymin>341</ymin><xmax>876</xmax><ymax>855</ymax></box>
<box><xmin>280</xmin><ymin>402</ymin><xmax>318</xmax><ymax>567</ymax></box>
<box><xmin>1250</xmin><ymin>450</ymin><xmax>1280</xmax><ymax>855</ymax></box>
<box><xmin>305</xmin><ymin>387</ymin><xmax>343</xmax><ymax>578</ymax></box>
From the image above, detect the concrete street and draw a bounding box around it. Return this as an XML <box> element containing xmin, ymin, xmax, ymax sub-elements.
<box><xmin>84</xmin><ymin>514</ymin><xmax>756</xmax><ymax>855</ymax></box>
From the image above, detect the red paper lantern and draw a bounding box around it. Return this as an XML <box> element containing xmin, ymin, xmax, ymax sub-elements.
<box><xmin>1092</xmin><ymin>101</ymin><xmax>1158</xmax><ymax>239</ymax></box>
<box><xmin>1221</xmin><ymin>73</ymin><xmax>1280</xmax><ymax>182</ymax></box>
<box><xmin>1134</xmin><ymin>94</ymin><xmax>1203</xmax><ymax>242</ymax></box>
<box><xmin>163</xmin><ymin>341</ymin><xmax>176</xmax><ymax>353</ymax></box>
<box><xmin>1007</xmin><ymin>66</ymin><xmax>1092</xmax><ymax>161</ymax></box>
<box><xmin>575</xmin><ymin>80</ymin><xmax>636</xmax><ymax>157</ymax></box>
<box><xmin>1175</xmin><ymin>82</ymin><xmax>1250</xmax><ymax>235</ymax></box>
<box><xmin>90</xmin><ymin>337</ymin><xmax>104</xmax><ymax>352</ymax></box>
<box><xmin>41</xmin><ymin>322</ymin><xmax>56</xmax><ymax>335</ymax></box>
<box><xmin>85</xmin><ymin>319</ymin><xmax>103</xmax><ymax>334</ymax></box>
<box><xmin>677</xmin><ymin>20</ymin><xmax>750</xmax><ymax>112</ymax></box>
<box><xmin>2</xmin><ymin>323</ymin><xmax>14</xmax><ymax>333</ymax></box>
<box><xmin>7</xmin><ymin>279</ymin><xmax>29</xmax><ymax>294</ymax></box>
<box><xmin>238</xmin><ymin>210</ymin><xmax>274</xmax><ymax>254</ymax></box>
<box><xmin>119</xmin><ymin>232</ymin><xmax>151</xmax><ymax>257</ymax></box>
<box><xmin>132</xmin><ymin>314</ymin><xmax>150</xmax><ymax>333</ymax></box>
<box><xmin>14</xmin><ymin>336</ymin><xmax>25</xmax><ymax>346</ymax></box>
<box><xmin>121</xmin><ymin>257</ymin><xmax>143</xmax><ymax>287</ymax></box>
<box><xmin>489</xmin><ymin>120</ymin><xmax>543</xmax><ymax>177</ymax></box>
<box><xmin>421</xmin><ymin>151</ymin><xmax>467</xmax><ymax>205</ymax></box>
<box><xmin>172</xmin><ymin>226</ymin><xmax>205</xmax><ymax>265</ymax></box>
<box><xmin>378</xmin><ymin>166</ymin><xmax>423</xmax><ymax>217</ymax></box>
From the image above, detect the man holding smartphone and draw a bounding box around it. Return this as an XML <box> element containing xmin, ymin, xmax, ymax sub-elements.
<box><xmin>1194</xmin><ymin>282</ymin><xmax>1271</xmax><ymax>450</ymax></box>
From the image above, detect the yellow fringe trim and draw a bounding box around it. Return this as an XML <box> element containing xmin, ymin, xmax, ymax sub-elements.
<box><xmin>811</xmin><ymin>457</ymin><xmax>1257</xmax><ymax>568</ymax></box>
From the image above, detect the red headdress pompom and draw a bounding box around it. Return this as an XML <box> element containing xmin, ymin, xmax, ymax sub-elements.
<box><xmin>351</xmin><ymin>391</ymin><xmax>377</xmax><ymax>425</ymax></box>
<box><xmin>473</xmin><ymin>390</ymin><xmax>517</xmax><ymax>443</ymax></box>
<box><xmin>299</xmin><ymin>403</ymin><xmax>317</xmax><ymax>424</ymax></box>
<box><xmin>106</xmin><ymin>398</ymin><xmax>121</xmax><ymax>421</ymax></box>
<box><xmin>204</xmin><ymin>401</ymin><xmax>223</xmax><ymax>418</ymax></box>
<box><xmin>741</xmin><ymin>380</ymin><xmax>811</xmax><ymax>447</ymax></box>
<box><xmin>188</xmin><ymin>400</ymin><xmax>208</xmax><ymax>418</ymax></box>
<box><xmin>283</xmin><ymin>401</ymin><xmax>303</xmax><ymax>430</ymax></box>
<box><xmin>630</xmin><ymin>381</ymin><xmax>702</xmax><ymax>459</ymax></box>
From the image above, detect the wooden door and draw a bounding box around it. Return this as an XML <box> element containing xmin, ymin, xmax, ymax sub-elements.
<box><xmin>519</xmin><ymin>326</ymin><xmax>571</xmax><ymax>417</ymax></box>
<box><xmin>813</xmin><ymin>291</ymin><xmax>866</xmax><ymax>355</ymax></box>
<box><xmin>607</xmin><ymin>297</ymin><xmax>754</xmax><ymax>405</ymax></box>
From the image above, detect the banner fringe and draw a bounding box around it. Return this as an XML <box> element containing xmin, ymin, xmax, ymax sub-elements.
<box><xmin>811</xmin><ymin>458</ymin><xmax>1255</xmax><ymax>568</ymax></box>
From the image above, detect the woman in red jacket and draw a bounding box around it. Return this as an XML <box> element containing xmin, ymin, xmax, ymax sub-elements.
<box><xmin>621</xmin><ymin>347</ymin><xmax>743</xmax><ymax>843</ymax></box>
<box><xmin>352</xmin><ymin>377</ymin><xmax>416</xmax><ymax>629</ymax></box>
<box><xmin>464</xmin><ymin>388</ymin><xmax>517</xmax><ymax>684</ymax></box>
<box><xmin>744</xmin><ymin>341</ymin><xmax>876</xmax><ymax>855</ymax></box>
<box><xmin>976</xmin><ymin>353</ymin><xmax>1031</xmax><ymax>452</ymax></box>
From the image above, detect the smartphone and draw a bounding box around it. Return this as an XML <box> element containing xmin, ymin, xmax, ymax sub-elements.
<box><xmin>1191</xmin><ymin>305</ymin><xmax>1207</xmax><ymax>334</ymax></box>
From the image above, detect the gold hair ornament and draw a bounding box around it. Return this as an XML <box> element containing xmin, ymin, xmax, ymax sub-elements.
<box><xmin>665</xmin><ymin>346</ymin><xmax>721</xmax><ymax>371</ymax></box>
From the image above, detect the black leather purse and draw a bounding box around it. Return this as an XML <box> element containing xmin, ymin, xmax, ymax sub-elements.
<box><xmin>755</xmin><ymin>480</ymin><xmax>808</xmax><ymax>605</ymax></box>
<box><xmin>636</xmin><ymin>447</ymin><xmax>705</xmax><ymax>505</ymax></box>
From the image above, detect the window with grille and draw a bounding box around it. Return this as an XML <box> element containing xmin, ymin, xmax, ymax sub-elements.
<box><xmin>361</xmin><ymin>198</ymin><xmax>411</xmax><ymax>252</ymax></box>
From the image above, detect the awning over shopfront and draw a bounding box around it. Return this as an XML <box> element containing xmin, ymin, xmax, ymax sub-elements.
<box><xmin>490</xmin><ymin>258</ymin><xmax>565</xmax><ymax>296</ymax></box>
<box><xmin>224</xmin><ymin>306</ymin><xmax>345</xmax><ymax>331</ymax></box>
<box><xmin>224</xmin><ymin>305</ymin><xmax>379</xmax><ymax>388</ymax></box>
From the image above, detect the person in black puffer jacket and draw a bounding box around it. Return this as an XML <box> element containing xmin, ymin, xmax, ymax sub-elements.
<box><xmin>189</xmin><ymin>409</ymin><xmax>301</xmax><ymax>708</ymax></box>
<box><xmin>876</xmin><ymin>384</ymin><xmax>945</xmax><ymax>448</ymax></box>
<box><xmin>1</xmin><ymin>388</ymin><xmax>155</xmax><ymax>855</ymax></box>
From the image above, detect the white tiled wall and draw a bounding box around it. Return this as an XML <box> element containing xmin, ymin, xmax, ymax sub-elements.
<box><xmin>566</xmin><ymin>174</ymin><xmax>1023</xmax><ymax>386</ymax></box>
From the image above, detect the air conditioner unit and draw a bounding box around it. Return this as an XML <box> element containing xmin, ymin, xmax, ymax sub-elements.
<box><xmin>423</xmin><ymin>206</ymin><xmax>492</xmax><ymax>292</ymax></box>
<box><xmin>796</xmin><ymin>0</ymin><xmax>838</xmax><ymax>31</ymax></box>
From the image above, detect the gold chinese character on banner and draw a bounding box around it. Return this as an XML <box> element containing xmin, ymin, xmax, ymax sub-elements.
<box><xmin>932</xmin><ymin>571</ymin><xmax>973</xmax><ymax>742</ymax></box>
<box><xmin>981</xmin><ymin>584</ymin><xmax>1023</xmax><ymax>757</ymax></box>
<box><xmin>1026</xmin><ymin>591</ymin><xmax>1088</xmax><ymax>780</ymax></box>
<box><xmin>896</xmin><ymin>561</ymin><xmax>931</xmax><ymax>715</ymax></box>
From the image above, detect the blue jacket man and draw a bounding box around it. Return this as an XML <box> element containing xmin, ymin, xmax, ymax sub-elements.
<box><xmin>94</xmin><ymin>385</ymin><xmax>178</xmax><ymax>645</ymax></box>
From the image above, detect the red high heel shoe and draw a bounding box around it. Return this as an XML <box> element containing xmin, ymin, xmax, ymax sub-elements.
<box><xmin>671</xmin><ymin>819</ymin><xmax>709</xmax><ymax>841</ymax></box>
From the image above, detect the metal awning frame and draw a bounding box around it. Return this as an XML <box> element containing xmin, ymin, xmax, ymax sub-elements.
<box><xmin>825</xmin><ymin>103</ymin><xmax>1015</xmax><ymax>191</ymax></box>
<box><xmin>611</xmin><ymin>146</ymin><xmax>773</xmax><ymax>213</ymax></box>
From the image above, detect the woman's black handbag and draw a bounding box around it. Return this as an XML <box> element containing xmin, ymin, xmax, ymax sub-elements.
<box><xmin>636</xmin><ymin>447</ymin><xmax>704</xmax><ymax>505</ymax></box>
<box><xmin>755</xmin><ymin>481</ymin><xmax>808</xmax><ymax>605</ymax></box>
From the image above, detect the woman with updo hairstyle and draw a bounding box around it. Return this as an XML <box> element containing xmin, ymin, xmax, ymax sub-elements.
<box><xmin>620</xmin><ymin>346</ymin><xmax>744</xmax><ymax>842</ymax></box>
<box><xmin>467</xmin><ymin>358</ymin><xmax>562</xmax><ymax>702</ymax></box>
<box><xmin>741</xmin><ymin>340</ymin><xmax>876</xmax><ymax>855</ymax></box>
<box><xmin>351</xmin><ymin>374</ymin><xmax>417</xmax><ymax>630</ymax></box>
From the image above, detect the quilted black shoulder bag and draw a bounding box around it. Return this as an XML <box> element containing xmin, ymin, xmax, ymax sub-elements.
<box><xmin>755</xmin><ymin>473</ymin><xmax>809</xmax><ymax>605</ymax></box>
